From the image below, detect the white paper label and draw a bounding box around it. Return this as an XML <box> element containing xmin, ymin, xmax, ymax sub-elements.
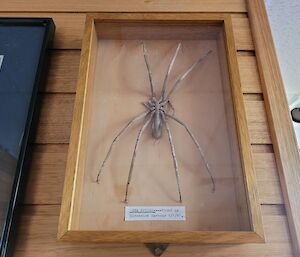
<box><xmin>0</xmin><ymin>55</ymin><xmax>4</xmax><ymax>70</ymax></box>
<box><xmin>125</xmin><ymin>206</ymin><xmax>186</xmax><ymax>221</ymax></box>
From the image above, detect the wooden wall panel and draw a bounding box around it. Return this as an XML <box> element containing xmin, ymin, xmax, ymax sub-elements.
<box><xmin>0</xmin><ymin>13</ymin><xmax>85</xmax><ymax>49</ymax></box>
<box><xmin>35</xmin><ymin>94</ymin><xmax>74</xmax><ymax>144</ymax></box>
<box><xmin>46</xmin><ymin>51</ymin><xmax>80</xmax><ymax>92</ymax></box>
<box><xmin>24</xmin><ymin>145</ymin><xmax>68</xmax><ymax>205</ymax></box>
<box><xmin>0</xmin><ymin>0</ymin><xmax>294</xmax><ymax>255</ymax></box>
<box><xmin>33</xmin><ymin>94</ymin><xmax>272</xmax><ymax>144</ymax></box>
<box><xmin>0</xmin><ymin>0</ymin><xmax>247</xmax><ymax>13</ymax></box>
<box><xmin>246</xmin><ymin>1</ymin><xmax>300</xmax><ymax>255</ymax></box>
<box><xmin>23</xmin><ymin>146</ymin><xmax>283</xmax><ymax>205</ymax></box>
<box><xmin>45</xmin><ymin>51</ymin><xmax>260</xmax><ymax>94</ymax></box>
<box><xmin>13</xmin><ymin>206</ymin><xmax>293</xmax><ymax>257</ymax></box>
<box><xmin>238</xmin><ymin>55</ymin><xmax>262</xmax><ymax>93</ymax></box>
<box><xmin>0</xmin><ymin>13</ymin><xmax>252</xmax><ymax>50</ymax></box>
<box><xmin>232</xmin><ymin>17</ymin><xmax>254</xmax><ymax>51</ymax></box>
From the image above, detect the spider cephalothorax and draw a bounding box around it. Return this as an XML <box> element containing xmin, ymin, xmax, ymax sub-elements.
<box><xmin>143</xmin><ymin>97</ymin><xmax>171</xmax><ymax>139</ymax></box>
<box><xmin>96</xmin><ymin>42</ymin><xmax>215</xmax><ymax>203</ymax></box>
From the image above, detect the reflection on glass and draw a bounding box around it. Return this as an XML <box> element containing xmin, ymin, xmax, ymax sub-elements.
<box><xmin>0</xmin><ymin>25</ymin><xmax>44</xmax><ymax>243</ymax></box>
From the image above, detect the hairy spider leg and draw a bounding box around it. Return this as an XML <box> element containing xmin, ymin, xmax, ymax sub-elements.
<box><xmin>160</xmin><ymin>43</ymin><xmax>182</xmax><ymax>100</ymax></box>
<box><xmin>142</xmin><ymin>42</ymin><xmax>155</xmax><ymax>98</ymax></box>
<box><xmin>166</xmin><ymin>113</ymin><xmax>215</xmax><ymax>192</ymax></box>
<box><xmin>165</xmin><ymin>50</ymin><xmax>213</xmax><ymax>101</ymax></box>
<box><xmin>142</xmin><ymin>102</ymin><xmax>154</xmax><ymax>111</ymax></box>
<box><xmin>162</xmin><ymin>113</ymin><xmax>182</xmax><ymax>202</ymax></box>
<box><xmin>96</xmin><ymin>111</ymin><xmax>150</xmax><ymax>183</ymax></box>
<box><xmin>124</xmin><ymin>112</ymin><xmax>154</xmax><ymax>203</ymax></box>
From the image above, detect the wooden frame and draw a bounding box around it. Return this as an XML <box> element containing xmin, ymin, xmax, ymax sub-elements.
<box><xmin>58</xmin><ymin>13</ymin><xmax>264</xmax><ymax>244</ymax></box>
<box><xmin>246</xmin><ymin>1</ymin><xmax>300</xmax><ymax>256</ymax></box>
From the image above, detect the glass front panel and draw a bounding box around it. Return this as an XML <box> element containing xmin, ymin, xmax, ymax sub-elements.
<box><xmin>75</xmin><ymin>22</ymin><xmax>250</xmax><ymax>232</ymax></box>
<box><xmin>0</xmin><ymin>24</ymin><xmax>45</xmax><ymax>242</ymax></box>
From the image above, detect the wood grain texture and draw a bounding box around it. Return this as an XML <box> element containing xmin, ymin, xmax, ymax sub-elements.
<box><xmin>0</xmin><ymin>13</ymin><xmax>85</xmax><ymax>49</ymax></box>
<box><xmin>56</xmin><ymin>13</ymin><xmax>264</xmax><ymax>244</ymax></box>
<box><xmin>254</xmin><ymin>153</ymin><xmax>283</xmax><ymax>204</ymax></box>
<box><xmin>0</xmin><ymin>13</ymin><xmax>252</xmax><ymax>50</ymax></box>
<box><xmin>232</xmin><ymin>17</ymin><xmax>254</xmax><ymax>51</ymax></box>
<box><xmin>245</xmin><ymin>100</ymin><xmax>272</xmax><ymax>144</ymax></box>
<box><xmin>0</xmin><ymin>0</ymin><xmax>292</xmax><ymax>254</ymax></box>
<box><xmin>24</xmin><ymin>145</ymin><xmax>68</xmax><ymax>205</ymax></box>
<box><xmin>45</xmin><ymin>51</ymin><xmax>260</xmax><ymax>93</ymax></box>
<box><xmin>57</xmin><ymin>15</ymin><xmax>97</xmax><ymax>239</ymax></box>
<box><xmin>0</xmin><ymin>0</ymin><xmax>247</xmax><ymax>13</ymax></box>
<box><xmin>238</xmin><ymin>55</ymin><xmax>262</xmax><ymax>93</ymax></box>
<box><xmin>23</xmin><ymin>145</ymin><xmax>283</xmax><ymax>205</ymax></box>
<box><xmin>14</xmin><ymin>205</ymin><xmax>293</xmax><ymax>256</ymax></box>
<box><xmin>34</xmin><ymin>94</ymin><xmax>272</xmax><ymax>145</ymax></box>
<box><xmin>46</xmin><ymin>50</ymin><xmax>80</xmax><ymax>92</ymax></box>
<box><xmin>247</xmin><ymin>0</ymin><xmax>300</xmax><ymax>256</ymax></box>
<box><xmin>223</xmin><ymin>15</ymin><xmax>263</xmax><ymax>239</ymax></box>
<box><xmin>35</xmin><ymin>94</ymin><xmax>74</xmax><ymax>144</ymax></box>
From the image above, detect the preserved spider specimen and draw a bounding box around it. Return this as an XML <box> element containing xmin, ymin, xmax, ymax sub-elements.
<box><xmin>96</xmin><ymin>42</ymin><xmax>215</xmax><ymax>203</ymax></box>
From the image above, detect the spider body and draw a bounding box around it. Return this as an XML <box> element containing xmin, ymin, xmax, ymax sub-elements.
<box><xmin>144</xmin><ymin>97</ymin><xmax>168</xmax><ymax>139</ymax></box>
<box><xmin>96</xmin><ymin>42</ymin><xmax>215</xmax><ymax>203</ymax></box>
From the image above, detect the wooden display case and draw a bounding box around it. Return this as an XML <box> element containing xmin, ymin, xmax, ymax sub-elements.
<box><xmin>58</xmin><ymin>13</ymin><xmax>264</xmax><ymax>244</ymax></box>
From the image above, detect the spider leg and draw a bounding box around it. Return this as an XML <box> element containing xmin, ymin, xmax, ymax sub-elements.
<box><xmin>124</xmin><ymin>112</ymin><xmax>154</xmax><ymax>203</ymax></box>
<box><xmin>165</xmin><ymin>50</ymin><xmax>212</xmax><ymax>101</ymax></box>
<box><xmin>142</xmin><ymin>102</ymin><xmax>155</xmax><ymax>111</ymax></box>
<box><xmin>168</xmin><ymin>100</ymin><xmax>175</xmax><ymax>116</ymax></box>
<box><xmin>160</xmin><ymin>43</ymin><xmax>181</xmax><ymax>100</ymax></box>
<box><xmin>96</xmin><ymin>111</ymin><xmax>149</xmax><ymax>183</ymax></box>
<box><xmin>165</xmin><ymin>113</ymin><xmax>215</xmax><ymax>192</ymax></box>
<box><xmin>162</xmin><ymin>114</ymin><xmax>182</xmax><ymax>202</ymax></box>
<box><xmin>142</xmin><ymin>42</ymin><xmax>155</xmax><ymax>98</ymax></box>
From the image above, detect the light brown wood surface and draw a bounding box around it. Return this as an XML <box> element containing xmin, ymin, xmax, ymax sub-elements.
<box><xmin>0</xmin><ymin>0</ymin><xmax>294</xmax><ymax>255</ymax></box>
<box><xmin>246</xmin><ymin>1</ymin><xmax>300</xmax><ymax>256</ymax></box>
<box><xmin>33</xmin><ymin>94</ymin><xmax>272</xmax><ymax>145</ymax></box>
<box><xmin>58</xmin><ymin>14</ymin><xmax>263</xmax><ymax>243</ymax></box>
<box><xmin>45</xmin><ymin>51</ymin><xmax>261</xmax><ymax>94</ymax></box>
<box><xmin>0</xmin><ymin>13</ymin><xmax>251</xmax><ymax>50</ymax></box>
<box><xmin>0</xmin><ymin>0</ymin><xmax>247</xmax><ymax>13</ymax></box>
<box><xmin>15</xmin><ymin>206</ymin><xmax>293</xmax><ymax>256</ymax></box>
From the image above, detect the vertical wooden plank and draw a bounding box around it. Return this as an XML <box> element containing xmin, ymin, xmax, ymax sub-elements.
<box><xmin>246</xmin><ymin>0</ymin><xmax>300</xmax><ymax>256</ymax></box>
<box><xmin>57</xmin><ymin>16</ymin><xmax>97</xmax><ymax>239</ymax></box>
<box><xmin>224</xmin><ymin>15</ymin><xmax>264</xmax><ymax>239</ymax></box>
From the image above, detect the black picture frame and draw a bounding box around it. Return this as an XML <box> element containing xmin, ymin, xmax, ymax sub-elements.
<box><xmin>0</xmin><ymin>18</ymin><xmax>55</xmax><ymax>257</ymax></box>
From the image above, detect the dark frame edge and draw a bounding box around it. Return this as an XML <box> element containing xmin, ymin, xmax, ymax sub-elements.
<box><xmin>0</xmin><ymin>18</ymin><xmax>55</xmax><ymax>257</ymax></box>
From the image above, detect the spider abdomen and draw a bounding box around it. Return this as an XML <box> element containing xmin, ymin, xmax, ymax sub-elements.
<box><xmin>151</xmin><ymin>111</ymin><xmax>163</xmax><ymax>139</ymax></box>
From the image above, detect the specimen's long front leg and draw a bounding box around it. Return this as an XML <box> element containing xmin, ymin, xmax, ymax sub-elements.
<box><xmin>162</xmin><ymin>114</ymin><xmax>182</xmax><ymax>202</ymax></box>
<box><xmin>142</xmin><ymin>42</ymin><xmax>155</xmax><ymax>98</ymax></box>
<box><xmin>166</xmin><ymin>114</ymin><xmax>215</xmax><ymax>192</ymax></box>
<box><xmin>165</xmin><ymin>50</ymin><xmax>212</xmax><ymax>101</ymax></box>
<box><xmin>124</xmin><ymin>113</ymin><xmax>154</xmax><ymax>203</ymax></box>
<box><xmin>160</xmin><ymin>43</ymin><xmax>181</xmax><ymax>100</ymax></box>
<box><xmin>96</xmin><ymin>111</ymin><xmax>149</xmax><ymax>183</ymax></box>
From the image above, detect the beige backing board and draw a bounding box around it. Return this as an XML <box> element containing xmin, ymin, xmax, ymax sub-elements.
<box><xmin>73</xmin><ymin>22</ymin><xmax>250</xmax><ymax>232</ymax></box>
